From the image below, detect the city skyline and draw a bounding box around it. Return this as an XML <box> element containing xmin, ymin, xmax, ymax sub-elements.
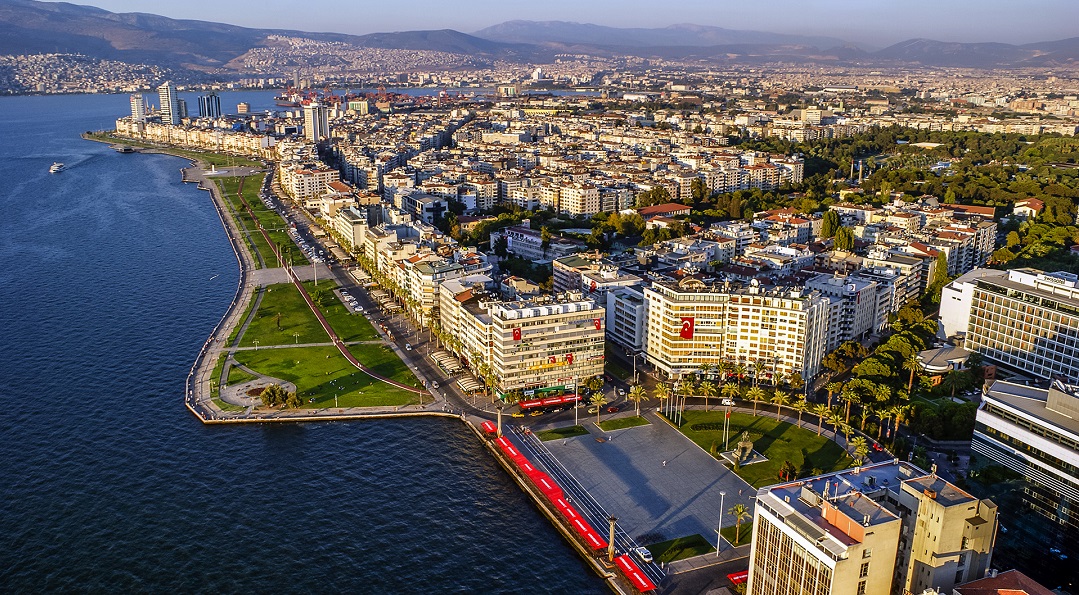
<box><xmin>50</xmin><ymin>0</ymin><xmax>1079</xmax><ymax>47</ymax></box>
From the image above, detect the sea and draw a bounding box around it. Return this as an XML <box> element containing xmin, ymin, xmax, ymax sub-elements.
<box><xmin>0</xmin><ymin>90</ymin><xmax>603</xmax><ymax>592</ymax></box>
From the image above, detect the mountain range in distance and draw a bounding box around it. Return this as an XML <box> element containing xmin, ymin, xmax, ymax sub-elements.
<box><xmin>2</xmin><ymin>0</ymin><xmax>1078</xmax><ymax>71</ymax></box>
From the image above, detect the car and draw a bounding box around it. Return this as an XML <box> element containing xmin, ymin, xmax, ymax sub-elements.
<box><xmin>431</xmin><ymin>380</ymin><xmax>439</xmax><ymax>389</ymax></box>
<box><xmin>529</xmin><ymin>410</ymin><xmax>544</xmax><ymax>416</ymax></box>
<box><xmin>511</xmin><ymin>412</ymin><xmax>525</xmax><ymax>418</ymax></box>
<box><xmin>617</xmin><ymin>388</ymin><xmax>626</xmax><ymax>396</ymax></box>
<box><xmin>871</xmin><ymin>442</ymin><xmax>883</xmax><ymax>452</ymax></box>
<box><xmin>607</xmin><ymin>405</ymin><xmax>621</xmax><ymax>413</ymax></box>
<box><xmin>633</xmin><ymin>547</ymin><xmax>653</xmax><ymax>564</ymax></box>
<box><xmin>587</xmin><ymin>406</ymin><xmax>600</xmax><ymax>414</ymax></box>
<box><xmin>404</xmin><ymin>343</ymin><xmax>412</xmax><ymax>351</ymax></box>
<box><xmin>721</xmin><ymin>398</ymin><xmax>735</xmax><ymax>406</ymax></box>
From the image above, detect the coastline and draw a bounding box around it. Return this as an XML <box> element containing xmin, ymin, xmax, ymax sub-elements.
<box><xmin>82</xmin><ymin>133</ymin><xmax>641</xmax><ymax>594</ymax></box>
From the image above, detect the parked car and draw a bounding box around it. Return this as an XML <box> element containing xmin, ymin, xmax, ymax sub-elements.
<box><xmin>721</xmin><ymin>398</ymin><xmax>735</xmax><ymax>406</ymax></box>
<box><xmin>431</xmin><ymin>381</ymin><xmax>439</xmax><ymax>389</ymax></box>
<box><xmin>606</xmin><ymin>404</ymin><xmax>621</xmax><ymax>413</ymax></box>
<box><xmin>617</xmin><ymin>388</ymin><xmax>626</xmax><ymax>396</ymax></box>
<box><xmin>404</xmin><ymin>343</ymin><xmax>412</xmax><ymax>351</ymax></box>
<box><xmin>511</xmin><ymin>412</ymin><xmax>525</xmax><ymax>418</ymax></box>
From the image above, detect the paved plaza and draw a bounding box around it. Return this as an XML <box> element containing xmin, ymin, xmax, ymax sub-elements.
<box><xmin>541</xmin><ymin>410</ymin><xmax>755</xmax><ymax>547</ymax></box>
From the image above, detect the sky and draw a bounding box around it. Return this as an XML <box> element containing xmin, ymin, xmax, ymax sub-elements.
<box><xmin>70</xmin><ymin>0</ymin><xmax>1079</xmax><ymax>47</ymax></box>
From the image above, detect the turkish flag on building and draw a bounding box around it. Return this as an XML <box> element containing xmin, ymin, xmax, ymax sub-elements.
<box><xmin>549</xmin><ymin>356</ymin><xmax>557</xmax><ymax>364</ymax></box>
<box><xmin>566</xmin><ymin>353</ymin><xmax>574</xmax><ymax>364</ymax></box>
<box><xmin>594</xmin><ymin>318</ymin><xmax>602</xmax><ymax>330</ymax></box>
<box><xmin>590</xmin><ymin>280</ymin><xmax>597</xmax><ymax>292</ymax></box>
<box><xmin>513</xmin><ymin>327</ymin><xmax>522</xmax><ymax>341</ymax></box>
<box><xmin>680</xmin><ymin>317</ymin><xmax>695</xmax><ymax>339</ymax></box>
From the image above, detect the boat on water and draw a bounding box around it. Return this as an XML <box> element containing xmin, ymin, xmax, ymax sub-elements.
<box><xmin>49</xmin><ymin>162</ymin><xmax>65</xmax><ymax>173</ymax></box>
<box><xmin>113</xmin><ymin>145</ymin><xmax>135</xmax><ymax>153</ymax></box>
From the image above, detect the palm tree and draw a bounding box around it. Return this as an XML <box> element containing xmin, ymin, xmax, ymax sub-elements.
<box><xmin>655</xmin><ymin>383</ymin><xmax>672</xmax><ymax>417</ymax></box>
<box><xmin>903</xmin><ymin>354</ymin><xmax>921</xmax><ymax>394</ymax></box>
<box><xmin>733</xmin><ymin>363</ymin><xmax>747</xmax><ymax>388</ymax></box>
<box><xmin>746</xmin><ymin>387</ymin><xmax>766</xmax><ymax>417</ymax></box>
<box><xmin>791</xmin><ymin>399</ymin><xmax>808</xmax><ymax>427</ymax></box>
<box><xmin>677</xmin><ymin>380</ymin><xmax>696</xmax><ymax>423</ymax></box>
<box><xmin>728</xmin><ymin>503</ymin><xmax>752</xmax><ymax>545</ymax></box>
<box><xmin>721</xmin><ymin>382</ymin><xmax>740</xmax><ymax>404</ymax></box>
<box><xmin>772</xmin><ymin>390</ymin><xmax>790</xmax><ymax>419</ymax></box>
<box><xmin>812</xmin><ymin>403</ymin><xmax>830</xmax><ymax>436</ymax></box>
<box><xmin>719</xmin><ymin>359</ymin><xmax>732</xmax><ymax>382</ymax></box>
<box><xmin>753</xmin><ymin>359</ymin><xmax>766</xmax><ymax>388</ymax></box>
<box><xmin>698</xmin><ymin>381</ymin><xmax>718</xmax><ymax>411</ymax></box>
<box><xmin>590</xmin><ymin>392</ymin><xmax>608</xmax><ymax>424</ymax></box>
<box><xmin>860</xmin><ymin>402</ymin><xmax>876</xmax><ymax>433</ymax></box>
<box><xmin>628</xmin><ymin>384</ymin><xmax>647</xmax><ymax>416</ymax></box>
<box><xmin>849</xmin><ymin>436</ymin><xmax>869</xmax><ymax>464</ymax></box>
<box><xmin>825</xmin><ymin>382</ymin><xmax>843</xmax><ymax>409</ymax></box>
<box><xmin>892</xmin><ymin>403</ymin><xmax>912</xmax><ymax>440</ymax></box>
<box><xmin>840</xmin><ymin>386</ymin><xmax>859</xmax><ymax>426</ymax></box>
<box><xmin>698</xmin><ymin>363</ymin><xmax>714</xmax><ymax>381</ymax></box>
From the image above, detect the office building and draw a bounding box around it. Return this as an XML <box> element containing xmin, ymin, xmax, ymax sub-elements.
<box><xmin>749</xmin><ymin>461</ymin><xmax>997</xmax><ymax>595</ymax></box>
<box><xmin>643</xmin><ymin>277</ymin><xmax>831</xmax><ymax>381</ymax></box>
<box><xmin>303</xmin><ymin>101</ymin><xmax>330</xmax><ymax>142</ymax></box>
<box><xmin>198</xmin><ymin>92</ymin><xmax>221</xmax><ymax>118</ymax></box>
<box><xmin>438</xmin><ymin>288</ymin><xmax>605</xmax><ymax>397</ymax></box>
<box><xmin>157</xmin><ymin>81</ymin><xmax>179</xmax><ymax>125</ymax></box>
<box><xmin>942</xmin><ymin>268</ymin><xmax>1079</xmax><ymax>381</ymax></box>
<box><xmin>129</xmin><ymin>93</ymin><xmax>146</xmax><ymax>122</ymax></box>
<box><xmin>974</xmin><ymin>379</ymin><xmax>1079</xmax><ymax>533</ymax></box>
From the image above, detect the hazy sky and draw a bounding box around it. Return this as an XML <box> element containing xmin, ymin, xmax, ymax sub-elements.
<box><xmin>72</xmin><ymin>0</ymin><xmax>1079</xmax><ymax>47</ymax></box>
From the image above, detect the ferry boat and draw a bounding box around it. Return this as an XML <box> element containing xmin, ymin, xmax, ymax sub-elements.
<box><xmin>49</xmin><ymin>162</ymin><xmax>65</xmax><ymax>173</ymax></box>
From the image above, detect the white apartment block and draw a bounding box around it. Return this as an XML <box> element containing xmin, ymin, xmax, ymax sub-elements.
<box><xmin>805</xmin><ymin>273</ymin><xmax>882</xmax><ymax>351</ymax></box>
<box><xmin>643</xmin><ymin>278</ymin><xmax>831</xmax><ymax>381</ymax></box>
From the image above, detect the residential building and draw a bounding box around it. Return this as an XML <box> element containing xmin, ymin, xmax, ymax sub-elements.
<box><xmin>749</xmin><ymin>461</ymin><xmax>997</xmax><ymax>595</ymax></box>
<box><xmin>805</xmin><ymin>272</ymin><xmax>882</xmax><ymax>351</ymax></box>
<box><xmin>974</xmin><ymin>379</ymin><xmax>1079</xmax><ymax>534</ymax></box>
<box><xmin>606</xmin><ymin>285</ymin><xmax>647</xmax><ymax>354</ymax></box>
<box><xmin>157</xmin><ymin>80</ymin><xmax>179</xmax><ymax>125</ymax></box>
<box><xmin>954</xmin><ymin>569</ymin><xmax>1054</xmax><ymax>595</ymax></box>
<box><xmin>333</xmin><ymin>206</ymin><xmax>368</xmax><ymax>254</ymax></box>
<box><xmin>490</xmin><ymin>223</ymin><xmax>586</xmax><ymax>262</ymax></box>
<box><xmin>643</xmin><ymin>277</ymin><xmax>831</xmax><ymax>381</ymax></box>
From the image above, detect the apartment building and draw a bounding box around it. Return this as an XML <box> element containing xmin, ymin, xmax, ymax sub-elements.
<box><xmin>974</xmin><ymin>380</ymin><xmax>1079</xmax><ymax>534</ymax></box>
<box><xmin>278</xmin><ymin>164</ymin><xmax>339</xmax><ymax>200</ymax></box>
<box><xmin>490</xmin><ymin>224</ymin><xmax>586</xmax><ymax>262</ymax></box>
<box><xmin>749</xmin><ymin>461</ymin><xmax>997</xmax><ymax>595</ymax></box>
<box><xmin>438</xmin><ymin>288</ymin><xmax>605</xmax><ymax>397</ymax></box>
<box><xmin>805</xmin><ymin>272</ymin><xmax>882</xmax><ymax>351</ymax></box>
<box><xmin>643</xmin><ymin>277</ymin><xmax>831</xmax><ymax>380</ymax></box>
<box><xmin>333</xmin><ymin>206</ymin><xmax>368</xmax><ymax>253</ymax></box>
<box><xmin>943</xmin><ymin>268</ymin><xmax>1079</xmax><ymax>381</ymax></box>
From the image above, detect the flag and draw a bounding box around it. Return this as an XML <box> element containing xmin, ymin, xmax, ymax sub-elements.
<box><xmin>549</xmin><ymin>356</ymin><xmax>556</xmax><ymax>364</ymax></box>
<box><xmin>594</xmin><ymin>318</ymin><xmax>602</xmax><ymax>330</ymax></box>
<box><xmin>512</xmin><ymin>327</ymin><xmax>522</xmax><ymax>341</ymax></box>
<box><xmin>726</xmin><ymin>409</ymin><xmax>730</xmax><ymax>419</ymax></box>
<box><xmin>590</xmin><ymin>280</ymin><xmax>597</xmax><ymax>292</ymax></box>
<box><xmin>680</xmin><ymin>316</ymin><xmax>695</xmax><ymax>339</ymax></box>
<box><xmin>566</xmin><ymin>353</ymin><xmax>574</xmax><ymax>364</ymax></box>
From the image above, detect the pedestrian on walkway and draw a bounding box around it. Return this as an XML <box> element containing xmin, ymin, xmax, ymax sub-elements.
<box><xmin>662</xmin><ymin>460</ymin><xmax>667</xmax><ymax>467</ymax></box>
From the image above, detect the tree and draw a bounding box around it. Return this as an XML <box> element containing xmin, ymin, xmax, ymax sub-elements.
<box><xmin>698</xmin><ymin>381</ymin><xmax>717</xmax><ymax>411</ymax></box>
<box><xmin>812</xmin><ymin>404</ymin><xmax>830</xmax><ymax>436</ymax></box>
<box><xmin>729</xmin><ymin>503</ymin><xmax>752</xmax><ymax>544</ymax></box>
<box><xmin>792</xmin><ymin>399</ymin><xmax>808</xmax><ymax>427</ymax></box>
<box><xmin>903</xmin><ymin>354</ymin><xmax>921</xmax><ymax>394</ymax></box>
<box><xmin>1005</xmin><ymin>230</ymin><xmax>1021</xmax><ymax>248</ymax></box>
<box><xmin>778</xmin><ymin>460</ymin><xmax>798</xmax><ymax>482</ymax></box>
<box><xmin>850</xmin><ymin>436</ymin><xmax>869</xmax><ymax>464</ymax></box>
<box><xmin>586</xmin><ymin>376</ymin><xmax>604</xmax><ymax>394</ymax></box>
<box><xmin>746</xmin><ymin>387</ymin><xmax>765</xmax><ymax>416</ymax></box>
<box><xmin>628</xmin><ymin>384</ymin><xmax>647</xmax><ymax>416</ymax></box>
<box><xmin>771</xmin><ymin>390</ymin><xmax>790</xmax><ymax>419</ymax></box>
<box><xmin>753</xmin><ymin>359</ymin><xmax>766</xmax><ymax>388</ymax></box>
<box><xmin>721</xmin><ymin>382</ymin><xmax>740</xmax><ymax>404</ymax></box>
<box><xmin>825</xmin><ymin>382</ymin><xmax>843</xmax><ymax>409</ymax></box>
<box><xmin>540</xmin><ymin>226</ymin><xmax>552</xmax><ymax>257</ymax></box>
<box><xmin>655</xmin><ymin>383</ymin><xmax>672</xmax><ymax>415</ymax></box>
<box><xmin>820</xmin><ymin>210</ymin><xmax>841</xmax><ymax>239</ymax></box>
<box><xmin>834</xmin><ymin>226</ymin><xmax>855</xmax><ymax>251</ymax></box>
<box><xmin>788</xmin><ymin>372</ymin><xmax>805</xmax><ymax>396</ymax></box>
<box><xmin>590</xmin><ymin>392</ymin><xmax>608</xmax><ymax>424</ymax></box>
<box><xmin>944</xmin><ymin>188</ymin><xmax>957</xmax><ymax>204</ymax></box>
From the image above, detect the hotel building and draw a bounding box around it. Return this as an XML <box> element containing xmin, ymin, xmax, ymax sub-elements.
<box><xmin>749</xmin><ymin>461</ymin><xmax>997</xmax><ymax>595</ymax></box>
<box><xmin>941</xmin><ymin>268</ymin><xmax>1079</xmax><ymax>381</ymax></box>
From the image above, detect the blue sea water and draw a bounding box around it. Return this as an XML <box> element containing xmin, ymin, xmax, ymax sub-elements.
<box><xmin>0</xmin><ymin>92</ymin><xmax>603</xmax><ymax>593</ymax></box>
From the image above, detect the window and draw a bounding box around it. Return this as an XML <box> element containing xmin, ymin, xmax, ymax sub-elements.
<box><xmin>859</xmin><ymin>562</ymin><xmax>869</xmax><ymax>578</ymax></box>
<box><xmin>857</xmin><ymin>580</ymin><xmax>867</xmax><ymax>595</ymax></box>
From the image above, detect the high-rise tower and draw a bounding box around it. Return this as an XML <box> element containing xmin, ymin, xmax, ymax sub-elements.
<box><xmin>303</xmin><ymin>101</ymin><xmax>329</xmax><ymax>142</ymax></box>
<box><xmin>130</xmin><ymin>93</ymin><xmax>146</xmax><ymax>122</ymax></box>
<box><xmin>157</xmin><ymin>81</ymin><xmax>179</xmax><ymax>125</ymax></box>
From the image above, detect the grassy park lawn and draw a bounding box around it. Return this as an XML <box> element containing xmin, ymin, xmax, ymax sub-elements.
<box><xmin>231</xmin><ymin>345</ymin><xmax>418</xmax><ymax>408</ymax></box>
<box><xmin>720</xmin><ymin>524</ymin><xmax>753</xmax><ymax>547</ymax></box>
<box><xmin>239</xmin><ymin>283</ymin><xmax>330</xmax><ymax>347</ymax></box>
<box><xmin>646</xmin><ymin>535</ymin><xmax>715</xmax><ymax>563</ymax></box>
<box><xmin>210</xmin><ymin>354</ymin><xmax>226</xmax><ymax>398</ymax></box>
<box><xmin>300</xmin><ymin>281</ymin><xmax>381</xmax><ymax>342</ymax></box>
<box><xmin>537</xmin><ymin>425</ymin><xmax>590</xmax><ymax>441</ymax></box>
<box><xmin>213</xmin><ymin>398</ymin><xmax>246</xmax><ymax>412</ymax></box>
<box><xmin>227</xmin><ymin>296</ymin><xmax>256</xmax><ymax>346</ymax></box>
<box><xmin>344</xmin><ymin>342</ymin><xmax>421</xmax><ymax>388</ymax></box>
<box><xmin>227</xmin><ymin>365</ymin><xmax>258</xmax><ymax>385</ymax></box>
<box><xmin>597</xmin><ymin>416</ymin><xmax>650</xmax><ymax>432</ymax></box>
<box><xmin>677</xmin><ymin>410</ymin><xmax>854</xmax><ymax>488</ymax></box>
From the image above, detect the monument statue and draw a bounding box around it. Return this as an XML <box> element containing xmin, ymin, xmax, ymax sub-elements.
<box><xmin>736</xmin><ymin>431</ymin><xmax>754</xmax><ymax>463</ymax></box>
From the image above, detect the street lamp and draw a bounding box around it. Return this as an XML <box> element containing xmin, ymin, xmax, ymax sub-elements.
<box><xmin>293</xmin><ymin>332</ymin><xmax>300</xmax><ymax>344</ymax></box>
<box><xmin>607</xmin><ymin>515</ymin><xmax>618</xmax><ymax>562</ymax></box>
<box><xmin>716</xmin><ymin>490</ymin><xmax>727</xmax><ymax>557</ymax></box>
<box><xmin>253</xmin><ymin>340</ymin><xmax>259</xmax><ymax>351</ymax></box>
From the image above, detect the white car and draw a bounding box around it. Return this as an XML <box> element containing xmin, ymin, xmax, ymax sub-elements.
<box><xmin>634</xmin><ymin>546</ymin><xmax>653</xmax><ymax>564</ymax></box>
<box><xmin>721</xmin><ymin>398</ymin><xmax>735</xmax><ymax>406</ymax></box>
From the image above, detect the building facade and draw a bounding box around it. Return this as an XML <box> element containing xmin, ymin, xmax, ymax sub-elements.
<box><xmin>643</xmin><ymin>277</ymin><xmax>831</xmax><ymax>381</ymax></box>
<box><xmin>157</xmin><ymin>81</ymin><xmax>179</xmax><ymax>125</ymax></box>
